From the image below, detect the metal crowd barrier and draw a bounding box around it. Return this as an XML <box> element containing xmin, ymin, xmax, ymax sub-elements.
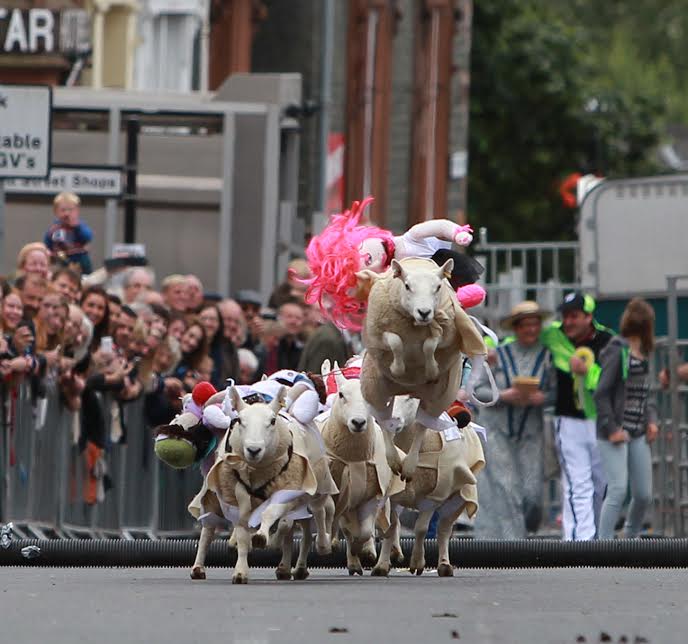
<box><xmin>1</xmin><ymin>379</ymin><xmax>202</xmax><ymax>539</ymax></box>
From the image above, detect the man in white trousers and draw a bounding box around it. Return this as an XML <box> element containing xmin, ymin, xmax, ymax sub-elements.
<box><xmin>542</xmin><ymin>292</ymin><xmax>614</xmax><ymax>540</ymax></box>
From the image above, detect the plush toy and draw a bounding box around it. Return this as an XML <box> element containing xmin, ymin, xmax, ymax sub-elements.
<box><xmin>153</xmin><ymin>381</ymin><xmax>231</xmax><ymax>471</ymax></box>
<box><xmin>304</xmin><ymin>196</ymin><xmax>485</xmax><ymax>330</ymax></box>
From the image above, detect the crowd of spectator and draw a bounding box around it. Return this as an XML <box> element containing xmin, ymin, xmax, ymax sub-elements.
<box><xmin>1</xmin><ymin>193</ymin><xmax>355</xmax><ymax>492</ymax></box>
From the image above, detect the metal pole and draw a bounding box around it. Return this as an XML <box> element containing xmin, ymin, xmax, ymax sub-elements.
<box><xmin>124</xmin><ymin>117</ymin><xmax>139</xmax><ymax>244</ymax></box>
<box><xmin>105</xmin><ymin>107</ymin><xmax>121</xmax><ymax>257</ymax></box>
<box><xmin>316</xmin><ymin>0</ymin><xmax>334</xmax><ymax>214</ymax></box>
<box><xmin>217</xmin><ymin>112</ymin><xmax>235</xmax><ymax>297</ymax></box>
<box><xmin>667</xmin><ymin>276</ymin><xmax>683</xmax><ymax>536</ymax></box>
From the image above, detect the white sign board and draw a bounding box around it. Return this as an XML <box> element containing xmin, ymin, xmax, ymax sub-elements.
<box><xmin>0</xmin><ymin>84</ymin><xmax>52</xmax><ymax>178</ymax></box>
<box><xmin>3</xmin><ymin>165</ymin><xmax>123</xmax><ymax>198</ymax></box>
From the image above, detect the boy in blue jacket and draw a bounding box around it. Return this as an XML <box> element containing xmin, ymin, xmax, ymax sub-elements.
<box><xmin>44</xmin><ymin>192</ymin><xmax>93</xmax><ymax>275</ymax></box>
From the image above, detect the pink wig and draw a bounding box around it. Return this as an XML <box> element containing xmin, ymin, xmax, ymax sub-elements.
<box><xmin>304</xmin><ymin>197</ymin><xmax>394</xmax><ymax>330</ymax></box>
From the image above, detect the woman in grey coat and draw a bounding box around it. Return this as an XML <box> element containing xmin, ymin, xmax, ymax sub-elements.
<box><xmin>472</xmin><ymin>301</ymin><xmax>552</xmax><ymax>539</ymax></box>
<box><xmin>594</xmin><ymin>298</ymin><xmax>658</xmax><ymax>539</ymax></box>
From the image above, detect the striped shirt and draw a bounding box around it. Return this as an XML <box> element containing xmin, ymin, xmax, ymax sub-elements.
<box><xmin>622</xmin><ymin>354</ymin><xmax>650</xmax><ymax>437</ymax></box>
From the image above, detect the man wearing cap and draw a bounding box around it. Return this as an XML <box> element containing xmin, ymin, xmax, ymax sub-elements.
<box><xmin>473</xmin><ymin>301</ymin><xmax>552</xmax><ymax>539</ymax></box>
<box><xmin>541</xmin><ymin>291</ymin><xmax>614</xmax><ymax>541</ymax></box>
<box><xmin>235</xmin><ymin>289</ymin><xmax>264</xmax><ymax>352</ymax></box>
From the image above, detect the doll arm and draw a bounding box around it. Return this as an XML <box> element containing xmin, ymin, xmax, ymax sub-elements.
<box><xmin>405</xmin><ymin>219</ymin><xmax>473</xmax><ymax>247</ymax></box>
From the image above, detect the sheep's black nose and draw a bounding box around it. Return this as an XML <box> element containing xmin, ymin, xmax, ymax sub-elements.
<box><xmin>246</xmin><ymin>446</ymin><xmax>262</xmax><ymax>457</ymax></box>
<box><xmin>350</xmin><ymin>418</ymin><xmax>366</xmax><ymax>432</ymax></box>
<box><xmin>417</xmin><ymin>308</ymin><xmax>431</xmax><ymax>320</ymax></box>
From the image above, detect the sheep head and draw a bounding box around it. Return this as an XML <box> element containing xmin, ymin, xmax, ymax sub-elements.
<box><xmin>390</xmin><ymin>258</ymin><xmax>453</xmax><ymax>326</ymax></box>
<box><xmin>228</xmin><ymin>385</ymin><xmax>288</xmax><ymax>464</ymax></box>
<box><xmin>330</xmin><ymin>361</ymin><xmax>372</xmax><ymax>434</ymax></box>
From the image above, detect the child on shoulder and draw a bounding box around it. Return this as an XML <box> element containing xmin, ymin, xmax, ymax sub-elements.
<box><xmin>44</xmin><ymin>191</ymin><xmax>93</xmax><ymax>275</ymax></box>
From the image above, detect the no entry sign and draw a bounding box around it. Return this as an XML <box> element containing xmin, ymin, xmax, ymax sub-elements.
<box><xmin>0</xmin><ymin>84</ymin><xmax>52</xmax><ymax>179</ymax></box>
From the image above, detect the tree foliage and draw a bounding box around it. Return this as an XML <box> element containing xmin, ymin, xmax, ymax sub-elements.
<box><xmin>467</xmin><ymin>0</ymin><xmax>666</xmax><ymax>241</ymax></box>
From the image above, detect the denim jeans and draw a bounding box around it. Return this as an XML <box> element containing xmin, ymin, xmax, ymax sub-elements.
<box><xmin>598</xmin><ymin>436</ymin><xmax>653</xmax><ymax>538</ymax></box>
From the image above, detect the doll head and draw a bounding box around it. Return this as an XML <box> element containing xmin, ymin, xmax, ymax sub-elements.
<box><xmin>303</xmin><ymin>197</ymin><xmax>394</xmax><ymax>330</ymax></box>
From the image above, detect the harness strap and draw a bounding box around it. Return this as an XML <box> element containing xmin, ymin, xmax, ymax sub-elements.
<box><xmin>236</xmin><ymin>442</ymin><xmax>294</xmax><ymax>501</ymax></box>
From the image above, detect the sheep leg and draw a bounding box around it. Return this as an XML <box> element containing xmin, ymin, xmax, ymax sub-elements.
<box><xmin>293</xmin><ymin>518</ymin><xmax>313</xmax><ymax>580</ymax></box>
<box><xmin>190</xmin><ymin>524</ymin><xmax>215</xmax><ymax>580</ymax></box>
<box><xmin>232</xmin><ymin>483</ymin><xmax>253</xmax><ymax>584</ymax></box>
<box><xmin>436</xmin><ymin>511</ymin><xmax>458</xmax><ymax>578</ymax></box>
<box><xmin>409</xmin><ymin>509</ymin><xmax>434</xmax><ymax>576</ymax></box>
<box><xmin>310</xmin><ymin>495</ymin><xmax>333</xmax><ymax>555</ymax></box>
<box><xmin>275</xmin><ymin>521</ymin><xmax>294</xmax><ymax>580</ymax></box>
<box><xmin>252</xmin><ymin>499</ymin><xmax>302</xmax><ymax>549</ymax></box>
<box><xmin>355</xmin><ymin>512</ymin><xmax>377</xmax><ymax>568</ymax></box>
<box><xmin>382</xmin><ymin>430</ymin><xmax>403</xmax><ymax>476</ymax></box>
<box><xmin>422</xmin><ymin>336</ymin><xmax>440</xmax><ymax>381</ymax></box>
<box><xmin>383</xmin><ymin>331</ymin><xmax>406</xmax><ymax>378</ymax></box>
<box><xmin>401</xmin><ymin>422</ymin><xmax>427</xmax><ymax>483</ymax></box>
<box><xmin>268</xmin><ymin>518</ymin><xmax>292</xmax><ymax>550</ymax></box>
<box><xmin>340</xmin><ymin>516</ymin><xmax>363</xmax><ymax>576</ymax></box>
<box><xmin>389</xmin><ymin>509</ymin><xmax>405</xmax><ymax>566</ymax></box>
<box><xmin>371</xmin><ymin>513</ymin><xmax>398</xmax><ymax>577</ymax></box>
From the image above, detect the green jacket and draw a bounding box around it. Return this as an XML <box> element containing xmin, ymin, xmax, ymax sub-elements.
<box><xmin>540</xmin><ymin>320</ymin><xmax>614</xmax><ymax>419</ymax></box>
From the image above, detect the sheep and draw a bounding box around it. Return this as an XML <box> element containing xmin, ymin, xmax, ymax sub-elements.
<box><xmin>389</xmin><ymin>395</ymin><xmax>486</xmax><ymax>577</ymax></box>
<box><xmin>194</xmin><ymin>386</ymin><xmax>337</xmax><ymax>584</ymax></box>
<box><xmin>356</xmin><ymin>257</ymin><xmax>487</xmax><ymax>476</ymax></box>
<box><xmin>317</xmin><ymin>360</ymin><xmax>405</xmax><ymax>576</ymax></box>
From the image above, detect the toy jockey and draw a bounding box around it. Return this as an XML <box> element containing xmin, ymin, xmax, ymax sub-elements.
<box><xmin>303</xmin><ymin>196</ymin><xmax>486</xmax><ymax>331</ymax></box>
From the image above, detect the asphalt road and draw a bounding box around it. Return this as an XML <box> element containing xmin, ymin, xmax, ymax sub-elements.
<box><xmin>1</xmin><ymin>567</ymin><xmax>685</xmax><ymax>644</ymax></box>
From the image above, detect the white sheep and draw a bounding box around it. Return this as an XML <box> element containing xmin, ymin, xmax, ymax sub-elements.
<box><xmin>389</xmin><ymin>395</ymin><xmax>485</xmax><ymax>576</ymax></box>
<box><xmin>317</xmin><ymin>360</ymin><xmax>405</xmax><ymax>576</ymax></box>
<box><xmin>194</xmin><ymin>386</ymin><xmax>337</xmax><ymax>584</ymax></box>
<box><xmin>357</xmin><ymin>257</ymin><xmax>487</xmax><ymax>476</ymax></box>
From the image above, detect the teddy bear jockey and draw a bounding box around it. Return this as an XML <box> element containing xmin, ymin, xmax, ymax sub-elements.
<box><xmin>303</xmin><ymin>196</ymin><xmax>486</xmax><ymax>331</ymax></box>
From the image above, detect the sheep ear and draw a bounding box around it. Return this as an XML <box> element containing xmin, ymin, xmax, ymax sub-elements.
<box><xmin>270</xmin><ymin>386</ymin><xmax>287</xmax><ymax>413</ymax></box>
<box><xmin>321</xmin><ymin>359</ymin><xmax>332</xmax><ymax>377</ymax></box>
<box><xmin>391</xmin><ymin>259</ymin><xmax>405</xmax><ymax>280</ymax></box>
<box><xmin>355</xmin><ymin>269</ymin><xmax>378</xmax><ymax>286</ymax></box>
<box><xmin>333</xmin><ymin>360</ymin><xmax>346</xmax><ymax>390</ymax></box>
<box><xmin>261</xmin><ymin>374</ymin><xmax>268</xmax><ymax>381</ymax></box>
<box><xmin>438</xmin><ymin>258</ymin><xmax>454</xmax><ymax>280</ymax></box>
<box><xmin>230</xmin><ymin>386</ymin><xmax>245</xmax><ymax>412</ymax></box>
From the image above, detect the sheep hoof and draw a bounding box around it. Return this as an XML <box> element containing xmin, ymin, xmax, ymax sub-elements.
<box><xmin>348</xmin><ymin>565</ymin><xmax>363</xmax><ymax>576</ymax></box>
<box><xmin>316</xmin><ymin>541</ymin><xmax>332</xmax><ymax>556</ymax></box>
<box><xmin>232</xmin><ymin>573</ymin><xmax>248</xmax><ymax>584</ymax></box>
<box><xmin>292</xmin><ymin>566</ymin><xmax>309</xmax><ymax>580</ymax></box>
<box><xmin>409</xmin><ymin>566</ymin><xmax>424</xmax><ymax>576</ymax></box>
<box><xmin>359</xmin><ymin>550</ymin><xmax>377</xmax><ymax>569</ymax></box>
<box><xmin>371</xmin><ymin>565</ymin><xmax>390</xmax><ymax>577</ymax></box>
<box><xmin>275</xmin><ymin>566</ymin><xmax>292</xmax><ymax>581</ymax></box>
<box><xmin>390</xmin><ymin>547</ymin><xmax>405</xmax><ymax>567</ymax></box>
<box><xmin>390</xmin><ymin>361</ymin><xmax>405</xmax><ymax>378</ymax></box>
<box><xmin>190</xmin><ymin>567</ymin><xmax>206</xmax><ymax>580</ymax></box>
<box><xmin>251</xmin><ymin>533</ymin><xmax>268</xmax><ymax>549</ymax></box>
<box><xmin>437</xmin><ymin>563</ymin><xmax>454</xmax><ymax>577</ymax></box>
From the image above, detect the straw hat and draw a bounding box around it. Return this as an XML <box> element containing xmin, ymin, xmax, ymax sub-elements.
<box><xmin>500</xmin><ymin>300</ymin><xmax>551</xmax><ymax>330</ymax></box>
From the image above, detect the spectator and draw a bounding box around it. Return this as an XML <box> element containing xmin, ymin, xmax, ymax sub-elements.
<box><xmin>269</xmin><ymin>258</ymin><xmax>311</xmax><ymax>308</ymax></box>
<box><xmin>218</xmin><ymin>298</ymin><xmax>247</xmax><ymax>347</ymax></box>
<box><xmin>143</xmin><ymin>289</ymin><xmax>166</xmax><ymax>308</ymax></box>
<box><xmin>472</xmin><ymin>301</ymin><xmax>551</xmax><ymax>539</ymax></box>
<box><xmin>113</xmin><ymin>306</ymin><xmax>137</xmax><ymax>356</ymax></box>
<box><xmin>235</xmin><ymin>289</ymin><xmax>264</xmax><ymax>351</ymax></box>
<box><xmin>595</xmin><ymin>298</ymin><xmax>658</xmax><ymax>539</ymax></box>
<box><xmin>172</xmin><ymin>318</ymin><xmax>208</xmax><ymax>391</ymax></box>
<box><xmin>659</xmin><ymin>362</ymin><xmax>688</xmax><ymax>388</ymax></box>
<box><xmin>298</xmin><ymin>315</ymin><xmax>351</xmax><ymax>374</ymax></box>
<box><xmin>107</xmin><ymin>294</ymin><xmax>122</xmax><ymax>333</ymax></box>
<box><xmin>80</xmin><ymin>286</ymin><xmax>110</xmax><ymax>351</ymax></box>
<box><xmin>44</xmin><ymin>191</ymin><xmax>93</xmax><ymax>275</ymax></box>
<box><xmin>161</xmin><ymin>275</ymin><xmax>188</xmax><ymax>313</ymax></box>
<box><xmin>2</xmin><ymin>291</ymin><xmax>24</xmax><ymax>335</ymax></box>
<box><xmin>16</xmin><ymin>274</ymin><xmax>47</xmax><ymax>320</ymax></box>
<box><xmin>541</xmin><ymin>292</ymin><xmax>614</xmax><ymax>541</ymax></box>
<box><xmin>35</xmin><ymin>291</ymin><xmax>68</xmax><ymax>356</ymax></box>
<box><xmin>122</xmin><ymin>267</ymin><xmax>154</xmax><ymax>305</ymax></box>
<box><xmin>261</xmin><ymin>301</ymin><xmax>304</xmax><ymax>373</ymax></box>
<box><xmin>51</xmin><ymin>267</ymin><xmax>81</xmax><ymax>304</ymax></box>
<box><xmin>16</xmin><ymin>242</ymin><xmax>50</xmax><ymax>280</ymax></box>
<box><xmin>199</xmin><ymin>303</ymin><xmax>239</xmax><ymax>388</ymax></box>
<box><xmin>186</xmin><ymin>274</ymin><xmax>204</xmax><ymax>313</ymax></box>
<box><xmin>142</xmin><ymin>336</ymin><xmax>183</xmax><ymax>427</ymax></box>
<box><xmin>167</xmin><ymin>311</ymin><xmax>188</xmax><ymax>342</ymax></box>
<box><xmin>238</xmin><ymin>347</ymin><xmax>259</xmax><ymax>384</ymax></box>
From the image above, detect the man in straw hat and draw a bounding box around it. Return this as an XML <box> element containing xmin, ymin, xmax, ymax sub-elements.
<box><xmin>540</xmin><ymin>291</ymin><xmax>614</xmax><ymax>541</ymax></box>
<box><xmin>472</xmin><ymin>301</ymin><xmax>552</xmax><ymax>539</ymax></box>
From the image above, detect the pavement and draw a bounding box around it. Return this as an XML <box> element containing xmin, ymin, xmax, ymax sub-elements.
<box><xmin>1</xmin><ymin>567</ymin><xmax>686</xmax><ymax>644</ymax></box>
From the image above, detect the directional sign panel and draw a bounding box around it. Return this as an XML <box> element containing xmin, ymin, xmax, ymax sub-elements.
<box><xmin>0</xmin><ymin>84</ymin><xmax>52</xmax><ymax>179</ymax></box>
<box><xmin>3</xmin><ymin>165</ymin><xmax>123</xmax><ymax>198</ymax></box>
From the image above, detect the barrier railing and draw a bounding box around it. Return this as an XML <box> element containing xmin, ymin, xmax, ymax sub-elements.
<box><xmin>1</xmin><ymin>380</ymin><xmax>202</xmax><ymax>539</ymax></box>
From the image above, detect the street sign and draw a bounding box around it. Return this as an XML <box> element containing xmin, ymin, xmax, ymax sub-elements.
<box><xmin>0</xmin><ymin>84</ymin><xmax>52</xmax><ymax>179</ymax></box>
<box><xmin>3</xmin><ymin>165</ymin><xmax>123</xmax><ymax>198</ymax></box>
